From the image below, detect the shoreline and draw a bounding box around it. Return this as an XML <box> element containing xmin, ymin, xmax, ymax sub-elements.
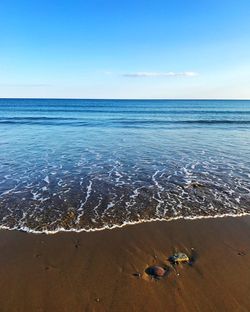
<box><xmin>0</xmin><ymin>215</ymin><xmax>249</xmax><ymax>311</ymax></box>
<box><xmin>1</xmin><ymin>211</ymin><xmax>250</xmax><ymax>235</ymax></box>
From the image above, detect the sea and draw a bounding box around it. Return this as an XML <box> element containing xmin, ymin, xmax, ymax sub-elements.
<box><xmin>0</xmin><ymin>99</ymin><xmax>249</xmax><ymax>233</ymax></box>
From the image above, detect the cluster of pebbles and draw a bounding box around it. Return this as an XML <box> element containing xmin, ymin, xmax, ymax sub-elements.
<box><xmin>138</xmin><ymin>251</ymin><xmax>196</xmax><ymax>280</ymax></box>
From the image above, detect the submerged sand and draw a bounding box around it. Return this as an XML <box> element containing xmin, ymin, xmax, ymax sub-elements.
<box><xmin>0</xmin><ymin>216</ymin><xmax>249</xmax><ymax>312</ymax></box>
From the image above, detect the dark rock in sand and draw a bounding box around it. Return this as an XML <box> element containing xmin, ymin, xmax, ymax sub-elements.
<box><xmin>237</xmin><ymin>251</ymin><xmax>246</xmax><ymax>256</ymax></box>
<box><xmin>146</xmin><ymin>265</ymin><xmax>166</xmax><ymax>278</ymax></box>
<box><xmin>133</xmin><ymin>272</ymin><xmax>141</xmax><ymax>278</ymax></box>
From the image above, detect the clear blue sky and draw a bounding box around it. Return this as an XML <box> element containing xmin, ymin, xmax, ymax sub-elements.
<box><xmin>0</xmin><ymin>0</ymin><xmax>250</xmax><ymax>99</ymax></box>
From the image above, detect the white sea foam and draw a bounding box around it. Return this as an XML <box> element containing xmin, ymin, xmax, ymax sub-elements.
<box><xmin>79</xmin><ymin>180</ymin><xmax>92</xmax><ymax>210</ymax></box>
<box><xmin>76</xmin><ymin>180</ymin><xmax>93</xmax><ymax>223</ymax></box>
<box><xmin>44</xmin><ymin>176</ymin><xmax>50</xmax><ymax>184</ymax></box>
<box><xmin>0</xmin><ymin>212</ymin><xmax>249</xmax><ymax>235</ymax></box>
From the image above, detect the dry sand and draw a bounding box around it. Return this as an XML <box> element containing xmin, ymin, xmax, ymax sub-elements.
<box><xmin>0</xmin><ymin>216</ymin><xmax>249</xmax><ymax>312</ymax></box>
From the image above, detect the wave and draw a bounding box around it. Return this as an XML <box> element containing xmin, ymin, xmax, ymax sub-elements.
<box><xmin>1</xmin><ymin>117</ymin><xmax>250</xmax><ymax>127</ymax></box>
<box><xmin>0</xmin><ymin>116</ymin><xmax>76</xmax><ymax>121</ymax></box>
<box><xmin>1</xmin><ymin>108</ymin><xmax>250</xmax><ymax>114</ymax></box>
<box><xmin>0</xmin><ymin>212</ymin><xmax>249</xmax><ymax>235</ymax></box>
<box><xmin>112</xmin><ymin>119</ymin><xmax>250</xmax><ymax>125</ymax></box>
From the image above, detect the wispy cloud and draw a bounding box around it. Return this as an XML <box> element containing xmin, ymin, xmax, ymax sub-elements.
<box><xmin>122</xmin><ymin>71</ymin><xmax>199</xmax><ymax>78</ymax></box>
<box><xmin>0</xmin><ymin>83</ymin><xmax>51</xmax><ymax>87</ymax></box>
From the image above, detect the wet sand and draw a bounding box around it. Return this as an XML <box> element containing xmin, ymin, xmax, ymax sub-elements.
<box><xmin>0</xmin><ymin>216</ymin><xmax>249</xmax><ymax>312</ymax></box>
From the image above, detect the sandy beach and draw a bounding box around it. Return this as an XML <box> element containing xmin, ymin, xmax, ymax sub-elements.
<box><xmin>0</xmin><ymin>216</ymin><xmax>249</xmax><ymax>312</ymax></box>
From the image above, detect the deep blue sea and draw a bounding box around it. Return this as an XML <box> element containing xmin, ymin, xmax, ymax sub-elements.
<box><xmin>0</xmin><ymin>99</ymin><xmax>249</xmax><ymax>233</ymax></box>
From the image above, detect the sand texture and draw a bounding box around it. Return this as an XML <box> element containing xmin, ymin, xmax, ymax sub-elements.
<box><xmin>0</xmin><ymin>216</ymin><xmax>249</xmax><ymax>312</ymax></box>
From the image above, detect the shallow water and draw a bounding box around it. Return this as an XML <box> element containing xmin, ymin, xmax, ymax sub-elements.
<box><xmin>0</xmin><ymin>99</ymin><xmax>249</xmax><ymax>233</ymax></box>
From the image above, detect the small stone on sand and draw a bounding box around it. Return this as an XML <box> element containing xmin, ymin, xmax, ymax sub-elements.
<box><xmin>147</xmin><ymin>266</ymin><xmax>166</xmax><ymax>278</ymax></box>
<box><xmin>133</xmin><ymin>272</ymin><xmax>141</xmax><ymax>278</ymax></box>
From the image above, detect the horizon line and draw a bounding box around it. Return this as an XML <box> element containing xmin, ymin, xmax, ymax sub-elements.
<box><xmin>0</xmin><ymin>97</ymin><xmax>250</xmax><ymax>101</ymax></box>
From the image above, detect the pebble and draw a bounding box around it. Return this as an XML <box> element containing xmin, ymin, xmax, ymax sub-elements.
<box><xmin>133</xmin><ymin>272</ymin><xmax>141</xmax><ymax>278</ymax></box>
<box><xmin>148</xmin><ymin>266</ymin><xmax>166</xmax><ymax>278</ymax></box>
